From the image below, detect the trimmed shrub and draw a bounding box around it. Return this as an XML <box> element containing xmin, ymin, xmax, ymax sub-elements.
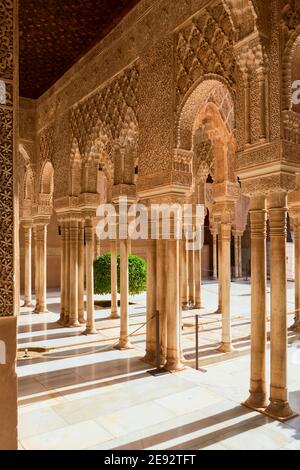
<box><xmin>94</xmin><ymin>253</ymin><xmax>147</xmax><ymax>296</ymax></box>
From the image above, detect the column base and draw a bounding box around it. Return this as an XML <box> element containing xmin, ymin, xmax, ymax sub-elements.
<box><xmin>214</xmin><ymin>307</ymin><xmax>222</xmax><ymax>314</ymax></box>
<box><xmin>68</xmin><ymin>320</ymin><xmax>82</xmax><ymax>328</ymax></box>
<box><xmin>22</xmin><ymin>302</ymin><xmax>34</xmax><ymax>308</ymax></box>
<box><xmin>164</xmin><ymin>358</ymin><xmax>185</xmax><ymax>373</ymax></box>
<box><xmin>289</xmin><ymin>320</ymin><xmax>300</xmax><ymax>332</ymax></box>
<box><xmin>264</xmin><ymin>400</ymin><xmax>298</xmax><ymax>422</ymax></box>
<box><xmin>141</xmin><ymin>351</ymin><xmax>156</xmax><ymax>366</ymax></box>
<box><xmin>114</xmin><ymin>340</ymin><xmax>135</xmax><ymax>351</ymax></box>
<box><xmin>193</xmin><ymin>303</ymin><xmax>204</xmax><ymax>310</ymax></box>
<box><xmin>82</xmin><ymin>326</ymin><xmax>98</xmax><ymax>335</ymax></box>
<box><xmin>243</xmin><ymin>391</ymin><xmax>269</xmax><ymax>410</ymax></box>
<box><xmin>217</xmin><ymin>342</ymin><xmax>234</xmax><ymax>353</ymax></box>
<box><xmin>182</xmin><ymin>304</ymin><xmax>189</xmax><ymax>311</ymax></box>
<box><xmin>34</xmin><ymin>308</ymin><xmax>49</xmax><ymax>314</ymax></box>
<box><xmin>109</xmin><ymin>311</ymin><xmax>120</xmax><ymax>320</ymax></box>
<box><xmin>57</xmin><ymin>315</ymin><xmax>65</xmax><ymax>326</ymax></box>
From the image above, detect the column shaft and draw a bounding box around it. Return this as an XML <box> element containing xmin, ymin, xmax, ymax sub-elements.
<box><xmin>144</xmin><ymin>239</ymin><xmax>157</xmax><ymax>364</ymax></box>
<box><xmin>23</xmin><ymin>225</ymin><xmax>33</xmax><ymax>307</ymax></box>
<box><xmin>213</xmin><ymin>233</ymin><xmax>218</xmax><ymax>280</ymax></box>
<box><xmin>244</xmin><ymin>197</ymin><xmax>268</xmax><ymax>409</ymax></box>
<box><xmin>64</xmin><ymin>223</ymin><xmax>70</xmax><ymax>325</ymax></box>
<box><xmin>84</xmin><ymin>220</ymin><xmax>97</xmax><ymax>334</ymax></box>
<box><xmin>234</xmin><ymin>235</ymin><xmax>239</xmax><ymax>279</ymax></box>
<box><xmin>265</xmin><ymin>193</ymin><xmax>296</xmax><ymax>420</ymax></box>
<box><xmin>157</xmin><ymin>238</ymin><xmax>167</xmax><ymax>364</ymax></box>
<box><xmin>110</xmin><ymin>240</ymin><xmax>119</xmax><ymax>319</ymax></box>
<box><xmin>58</xmin><ymin>222</ymin><xmax>65</xmax><ymax>324</ymax></box>
<box><xmin>194</xmin><ymin>240</ymin><xmax>202</xmax><ymax>309</ymax></box>
<box><xmin>116</xmin><ymin>239</ymin><xmax>132</xmax><ymax>349</ymax></box>
<box><xmin>188</xmin><ymin>247</ymin><xmax>195</xmax><ymax>307</ymax></box>
<box><xmin>37</xmin><ymin>224</ymin><xmax>48</xmax><ymax>313</ymax></box>
<box><xmin>78</xmin><ymin>220</ymin><xmax>85</xmax><ymax>324</ymax></box>
<box><xmin>165</xmin><ymin>238</ymin><xmax>184</xmax><ymax>372</ymax></box>
<box><xmin>33</xmin><ymin>226</ymin><xmax>40</xmax><ymax>312</ymax></box>
<box><xmin>217</xmin><ymin>228</ymin><xmax>222</xmax><ymax>314</ymax></box>
<box><xmin>69</xmin><ymin>219</ymin><xmax>80</xmax><ymax>327</ymax></box>
<box><xmin>181</xmin><ymin>240</ymin><xmax>189</xmax><ymax>310</ymax></box>
<box><xmin>218</xmin><ymin>222</ymin><xmax>233</xmax><ymax>352</ymax></box>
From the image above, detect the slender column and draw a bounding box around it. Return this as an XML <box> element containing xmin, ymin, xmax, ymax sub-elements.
<box><xmin>23</xmin><ymin>224</ymin><xmax>33</xmax><ymax>307</ymax></box>
<box><xmin>109</xmin><ymin>239</ymin><xmax>119</xmax><ymax>319</ymax></box>
<box><xmin>216</xmin><ymin>225</ymin><xmax>222</xmax><ymax>314</ymax></box>
<box><xmin>165</xmin><ymin>236</ymin><xmax>184</xmax><ymax>372</ymax></box>
<box><xmin>194</xmin><ymin>238</ymin><xmax>202</xmax><ymax>309</ymax></box>
<box><xmin>37</xmin><ymin>224</ymin><xmax>48</xmax><ymax>313</ymax></box>
<box><xmin>157</xmin><ymin>238</ymin><xmax>167</xmax><ymax>365</ymax></box>
<box><xmin>188</xmin><ymin>246</ymin><xmax>195</xmax><ymax>307</ymax></box>
<box><xmin>116</xmin><ymin>239</ymin><xmax>132</xmax><ymax>349</ymax></box>
<box><xmin>68</xmin><ymin>218</ymin><xmax>80</xmax><ymax>327</ymax></box>
<box><xmin>265</xmin><ymin>193</ymin><xmax>296</xmax><ymax>420</ymax></box>
<box><xmin>213</xmin><ymin>232</ymin><xmax>218</xmax><ymax>280</ymax></box>
<box><xmin>143</xmin><ymin>239</ymin><xmax>157</xmax><ymax>364</ymax></box>
<box><xmin>78</xmin><ymin>219</ymin><xmax>86</xmax><ymax>324</ymax></box>
<box><xmin>291</xmin><ymin>217</ymin><xmax>300</xmax><ymax>331</ymax></box>
<box><xmin>58</xmin><ymin>221</ymin><xmax>65</xmax><ymax>325</ymax></box>
<box><xmin>33</xmin><ymin>226</ymin><xmax>40</xmax><ymax>312</ymax></box>
<box><xmin>234</xmin><ymin>234</ymin><xmax>239</xmax><ymax>279</ymax></box>
<box><xmin>84</xmin><ymin>219</ymin><xmax>97</xmax><ymax>334</ymax></box>
<box><xmin>64</xmin><ymin>222</ymin><xmax>70</xmax><ymax>325</ymax></box>
<box><xmin>95</xmin><ymin>234</ymin><xmax>101</xmax><ymax>258</ymax></box>
<box><xmin>218</xmin><ymin>221</ymin><xmax>233</xmax><ymax>352</ymax></box>
<box><xmin>244</xmin><ymin>196</ymin><xmax>268</xmax><ymax>409</ymax></box>
<box><xmin>238</xmin><ymin>235</ymin><xmax>243</xmax><ymax>278</ymax></box>
<box><xmin>181</xmin><ymin>239</ymin><xmax>189</xmax><ymax>310</ymax></box>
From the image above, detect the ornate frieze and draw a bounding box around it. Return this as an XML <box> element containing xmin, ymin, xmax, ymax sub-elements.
<box><xmin>0</xmin><ymin>0</ymin><xmax>16</xmax><ymax>317</ymax></box>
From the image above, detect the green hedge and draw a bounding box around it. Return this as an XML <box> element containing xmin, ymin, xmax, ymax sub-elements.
<box><xmin>94</xmin><ymin>253</ymin><xmax>147</xmax><ymax>296</ymax></box>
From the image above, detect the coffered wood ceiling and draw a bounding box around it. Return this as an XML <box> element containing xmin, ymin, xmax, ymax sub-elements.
<box><xmin>20</xmin><ymin>0</ymin><xmax>141</xmax><ymax>99</ymax></box>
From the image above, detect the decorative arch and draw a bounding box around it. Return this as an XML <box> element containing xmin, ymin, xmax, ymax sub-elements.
<box><xmin>40</xmin><ymin>160</ymin><xmax>54</xmax><ymax>196</ymax></box>
<box><xmin>176</xmin><ymin>76</ymin><xmax>235</xmax><ymax>151</ymax></box>
<box><xmin>222</xmin><ymin>0</ymin><xmax>258</xmax><ymax>41</ymax></box>
<box><xmin>24</xmin><ymin>166</ymin><xmax>34</xmax><ymax>202</ymax></box>
<box><xmin>282</xmin><ymin>26</ymin><xmax>300</xmax><ymax>111</ymax></box>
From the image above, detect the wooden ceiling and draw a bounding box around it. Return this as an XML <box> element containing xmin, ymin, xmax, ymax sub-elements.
<box><xmin>19</xmin><ymin>0</ymin><xmax>141</xmax><ymax>99</ymax></box>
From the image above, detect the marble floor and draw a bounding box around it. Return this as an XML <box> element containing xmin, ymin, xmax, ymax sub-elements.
<box><xmin>18</xmin><ymin>281</ymin><xmax>300</xmax><ymax>450</ymax></box>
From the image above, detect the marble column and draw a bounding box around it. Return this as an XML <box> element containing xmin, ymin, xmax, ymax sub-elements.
<box><xmin>116</xmin><ymin>239</ymin><xmax>132</xmax><ymax>349</ymax></box>
<box><xmin>218</xmin><ymin>221</ymin><xmax>233</xmax><ymax>352</ymax></box>
<box><xmin>238</xmin><ymin>235</ymin><xmax>243</xmax><ymax>278</ymax></box>
<box><xmin>213</xmin><ymin>232</ymin><xmax>218</xmax><ymax>280</ymax></box>
<box><xmin>109</xmin><ymin>240</ymin><xmax>119</xmax><ymax>319</ymax></box>
<box><xmin>68</xmin><ymin>218</ymin><xmax>80</xmax><ymax>327</ymax></box>
<box><xmin>157</xmin><ymin>238</ymin><xmax>167</xmax><ymax>365</ymax></box>
<box><xmin>188</xmin><ymin>247</ymin><xmax>195</xmax><ymax>307</ymax></box>
<box><xmin>165</xmin><ymin>236</ymin><xmax>184</xmax><ymax>372</ymax></box>
<box><xmin>181</xmin><ymin>239</ymin><xmax>189</xmax><ymax>310</ymax></box>
<box><xmin>216</xmin><ymin>225</ymin><xmax>222</xmax><ymax>314</ymax></box>
<box><xmin>36</xmin><ymin>224</ymin><xmax>48</xmax><ymax>313</ymax></box>
<box><xmin>58</xmin><ymin>221</ymin><xmax>66</xmax><ymax>325</ymax></box>
<box><xmin>23</xmin><ymin>224</ymin><xmax>33</xmax><ymax>307</ymax></box>
<box><xmin>143</xmin><ymin>239</ymin><xmax>157</xmax><ymax>364</ymax></box>
<box><xmin>33</xmin><ymin>226</ymin><xmax>40</xmax><ymax>313</ymax></box>
<box><xmin>194</xmin><ymin>238</ymin><xmax>202</xmax><ymax>309</ymax></box>
<box><xmin>265</xmin><ymin>193</ymin><xmax>296</xmax><ymax>420</ymax></box>
<box><xmin>234</xmin><ymin>233</ymin><xmax>239</xmax><ymax>279</ymax></box>
<box><xmin>244</xmin><ymin>196</ymin><xmax>268</xmax><ymax>409</ymax></box>
<box><xmin>64</xmin><ymin>222</ymin><xmax>70</xmax><ymax>325</ymax></box>
<box><xmin>78</xmin><ymin>219</ymin><xmax>86</xmax><ymax>324</ymax></box>
<box><xmin>84</xmin><ymin>219</ymin><xmax>97</xmax><ymax>335</ymax></box>
<box><xmin>291</xmin><ymin>217</ymin><xmax>300</xmax><ymax>331</ymax></box>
